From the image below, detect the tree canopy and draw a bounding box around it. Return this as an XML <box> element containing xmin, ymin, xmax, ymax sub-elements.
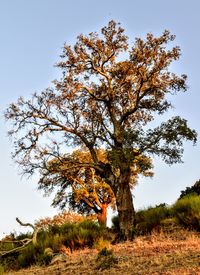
<box><xmin>179</xmin><ymin>180</ymin><xmax>200</xmax><ymax>199</ymax></box>
<box><xmin>5</xmin><ymin>21</ymin><xmax>197</xmax><ymax>240</ymax></box>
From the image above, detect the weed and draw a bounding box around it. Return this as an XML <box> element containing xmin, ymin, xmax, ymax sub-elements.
<box><xmin>94</xmin><ymin>237</ymin><xmax>110</xmax><ymax>250</ymax></box>
<box><xmin>96</xmin><ymin>247</ymin><xmax>118</xmax><ymax>270</ymax></box>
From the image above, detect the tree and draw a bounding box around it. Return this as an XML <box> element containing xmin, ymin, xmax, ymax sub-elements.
<box><xmin>5</xmin><ymin>21</ymin><xmax>197</xmax><ymax>240</ymax></box>
<box><xmin>41</xmin><ymin>149</ymin><xmax>116</xmax><ymax>227</ymax></box>
<box><xmin>39</xmin><ymin>148</ymin><xmax>153</xmax><ymax>227</ymax></box>
<box><xmin>179</xmin><ymin>180</ymin><xmax>200</xmax><ymax>199</ymax></box>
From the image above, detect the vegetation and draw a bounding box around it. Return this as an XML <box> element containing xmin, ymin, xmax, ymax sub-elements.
<box><xmin>0</xmin><ymin>220</ymin><xmax>107</xmax><ymax>272</ymax></box>
<box><xmin>5</xmin><ymin>20</ymin><xmax>197</xmax><ymax>240</ymax></box>
<box><xmin>40</xmin><ymin>149</ymin><xmax>116</xmax><ymax>227</ymax></box>
<box><xmin>112</xmin><ymin>196</ymin><xmax>200</xmax><ymax>234</ymax></box>
<box><xmin>96</xmin><ymin>247</ymin><xmax>118</xmax><ymax>270</ymax></box>
<box><xmin>1</xmin><ymin>230</ymin><xmax>199</xmax><ymax>274</ymax></box>
<box><xmin>1</xmin><ymin>191</ymin><xmax>200</xmax><ymax>273</ymax></box>
<box><xmin>172</xmin><ymin>195</ymin><xmax>200</xmax><ymax>231</ymax></box>
<box><xmin>35</xmin><ymin>210</ymin><xmax>96</xmax><ymax>229</ymax></box>
<box><xmin>179</xmin><ymin>179</ymin><xmax>200</xmax><ymax>199</ymax></box>
<box><xmin>135</xmin><ymin>203</ymin><xmax>171</xmax><ymax>234</ymax></box>
<box><xmin>39</xmin><ymin>148</ymin><xmax>153</xmax><ymax>227</ymax></box>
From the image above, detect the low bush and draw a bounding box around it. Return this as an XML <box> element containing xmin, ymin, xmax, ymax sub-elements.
<box><xmin>96</xmin><ymin>247</ymin><xmax>118</xmax><ymax>270</ymax></box>
<box><xmin>111</xmin><ymin>204</ymin><xmax>171</xmax><ymax>236</ymax></box>
<box><xmin>135</xmin><ymin>204</ymin><xmax>171</xmax><ymax>234</ymax></box>
<box><xmin>17</xmin><ymin>243</ymin><xmax>52</xmax><ymax>268</ymax></box>
<box><xmin>0</xmin><ymin>220</ymin><xmax>107</xmax><ymax>272</ymax></box>
<box><xmin>94</xmin><ymin>236</ymin><xmax>111</xmax><ymax>250</ymax></box>
<box><xmin>172</xmin><ymin>195</ymin><xmax>200</xmax><ymax>231</ymax></box>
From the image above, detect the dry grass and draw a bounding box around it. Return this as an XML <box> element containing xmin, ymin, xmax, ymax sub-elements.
<box><xmin>5</xmin><ymin>230</ymin><xmax>200</xmax><ymax>275</ymax></box>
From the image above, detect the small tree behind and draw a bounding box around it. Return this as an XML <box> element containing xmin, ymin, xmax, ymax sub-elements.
<box><xmin>41</xmin><ymin>149</ymin><xmax>115</xmax><ymax>226</ymax></box>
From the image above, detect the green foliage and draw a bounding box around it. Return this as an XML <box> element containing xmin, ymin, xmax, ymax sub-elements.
<box><xmin>111</xmin><ymin>205</ymin><xmax>172</xmax><ymax>235</ymax></box>
<box><xmin>112</xmin><ymin>196</ymin><xmax>200</xmax><ymax>236</ymax></box>
<box><xmin>17</xmin><ymin>243</ymin><xmax>52</xmax><ymax>268</ymax></box>
<box><xmin>0</xmin><ymin>233</ymin><xmax>33</xmax><ymax>271</ymax></box>
<box><xmin>179</xmin><ymin>180</ymin><xmax>200</xmax><ymax>199</ymax></box>
<box><xmin>45</xmin><ymin>220</ymin><xmax>102</xmax><ymax>252</ymax></box>
<box><xmin>172</xmin><ymin>195</ymin><xmax>200</xmax><ymax>231</ymax></box>
<box><xmin>135</xmin><ymin>204</ymin><xmax>171</xmax><ymax>234</ymax></box>
<box><xmin>0</xmin><ymin>253</ymin><xmax>19</xmax><ymax>272</ymax></box>
<box><xmin>0</xmin><ymin>220</ymin><xmax>107</xmax><ymax>272</ymax></box>
<box><xmin>96</xmin><ymin>248</ymin><xmax>118</xmax><ymax>270</ymax></box>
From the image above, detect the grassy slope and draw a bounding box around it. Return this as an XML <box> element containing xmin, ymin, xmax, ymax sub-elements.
<box><xmin>6</xmin><ymin>229</ymin><xmax>200</xmax><ymax>275</ymax></box>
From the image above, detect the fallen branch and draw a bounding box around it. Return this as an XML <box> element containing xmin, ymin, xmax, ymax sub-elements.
<box><xmin>16</xmin><ymin>217</ymin><xmax>39</xmax><ymax>245</ymax></box>
<box><xmin>16</xmin><ymin>217</ymin><xmax>35</xmax><ymax>230</ymax></box>
<box><xmin>0</xmin><ymin>239</ymin><xmax>32</xmax><ymax>257</ymax></box>
<box><xmin>0</xmin><ymin>217</ymin><xmax>39</xmax><ymax>257</ymax></box>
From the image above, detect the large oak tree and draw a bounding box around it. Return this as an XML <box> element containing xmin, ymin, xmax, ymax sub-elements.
<box><xmin>5</xmin><ymin>21</ymin><xmax>197</xmax><ymax>240</ymax></box>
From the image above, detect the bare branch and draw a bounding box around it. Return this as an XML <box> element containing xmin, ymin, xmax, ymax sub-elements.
<box><xmin>0</xmin><ymin>218</ymin><xmax>39</xmax><ymax>257</ymax></box>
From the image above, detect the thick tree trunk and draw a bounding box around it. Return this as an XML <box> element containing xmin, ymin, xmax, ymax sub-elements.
<box><xmin>96</xmin><ymin>158</ymin><xmax>135</xmax><ymax>240</ymax></box>
<box><xmin>115</xmin><ymin>171</ymin><xmax>135</xmax><ymax>241</ymax></box>
<box><xmin>97</xmin><ymin>204</ymin><xmax>107</xmax><ymax>227</ymax></box>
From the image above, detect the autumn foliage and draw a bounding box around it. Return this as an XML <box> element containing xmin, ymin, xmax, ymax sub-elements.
<box><xmin>5</xmin><ymin>21</ymin><xmax>197</xmax><ymax>240</ymax></box>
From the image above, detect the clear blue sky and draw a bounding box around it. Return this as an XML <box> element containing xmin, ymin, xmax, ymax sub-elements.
<box><xmin>0</xmin><ymin>0</ymin><xmax>199</xmax><ymax>237</ymax></box>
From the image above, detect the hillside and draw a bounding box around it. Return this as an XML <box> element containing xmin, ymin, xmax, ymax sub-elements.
<box><xmin>6</xmin><ymin>230</ymin><xmax>200</xmax><ymax>275</ymax></box>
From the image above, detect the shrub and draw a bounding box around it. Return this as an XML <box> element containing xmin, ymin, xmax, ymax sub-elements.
<box><xmin>94</xmin><ymin>236</ymin><xmax>110</xmax><ymax>250</ymax></box>
<box><xmin>172</xmin><ymin>195</ymin><xmax>200</xmax><ymax>231</ymax></box>
<box><xmin>179</xmin><ymin>180</ymin><xmax>200</xmax><ymax>199</ymax></box>
<box><xmin>17</xmin><ymin>244</ymin><xmax>39</xmax><ymax>268</ymax></box>
<box><xmin>57</xmin><ymin>220</ymin><xmax>101</xmax><ymax>251</ymax></box>
<box><xmin>96</xmin><ymin>248</ymin><xmax>118</xmax><ymax>270</ymax></box>
<box><xmin>36</xmin><ymin>220</ymin><xmax>102</xmax><ymax>252</ymax></box>
<box><xmin>35</xmin><ymin>211</ymin><xmax>96</xmax><ymax>230</ymax></box>
<box><xmin>111</xmin><ymin>205</ymin><xmax>171</xmax><ymax>236</ymax></box>
<box><xmin>0</xmin><ymin>220</ymin><xmax>106</xmax><ymax>272</ymax></box>
<box><xmin>0</xmin><ymin>253</ymin><xmax>19</xmax><ymax>272</ymax></box>
<box><xmin>135</xmin><ymin>204</ymin><xmax>171</xmax><ymax>234</ymax></box>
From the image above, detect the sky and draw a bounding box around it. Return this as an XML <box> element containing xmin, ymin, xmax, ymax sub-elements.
<box><xmin>0</xmin><ymin>0</ymin><xmax>199</xmax><ymax>237</ymax></box>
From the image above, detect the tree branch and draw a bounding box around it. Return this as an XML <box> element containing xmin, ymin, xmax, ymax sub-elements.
<box><xmin>0</xmin><ymin>218</ymin><xmax>39</xmax><ymax>257</ymax></box>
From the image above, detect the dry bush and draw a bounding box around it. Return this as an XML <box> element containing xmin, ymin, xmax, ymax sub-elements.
<box><xmin>35</xmin><ymin>211</ymin><xmax>96</xmax><ymax>230</ymax></box>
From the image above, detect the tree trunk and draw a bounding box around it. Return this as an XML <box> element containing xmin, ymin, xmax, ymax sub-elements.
<box><xmin>97</xmin><ymin>203</ymin><xmax>107</xmax><ymax>227</ymax></box>
<box><xmin>115</xmin><ymin>171</ymin><xmax>135</xmax><ymax>241</ymax></box>
<box><xmin>96</xmin><ymin>159</ymin><xmax>135</xmax><ymax>240</ymax></box>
